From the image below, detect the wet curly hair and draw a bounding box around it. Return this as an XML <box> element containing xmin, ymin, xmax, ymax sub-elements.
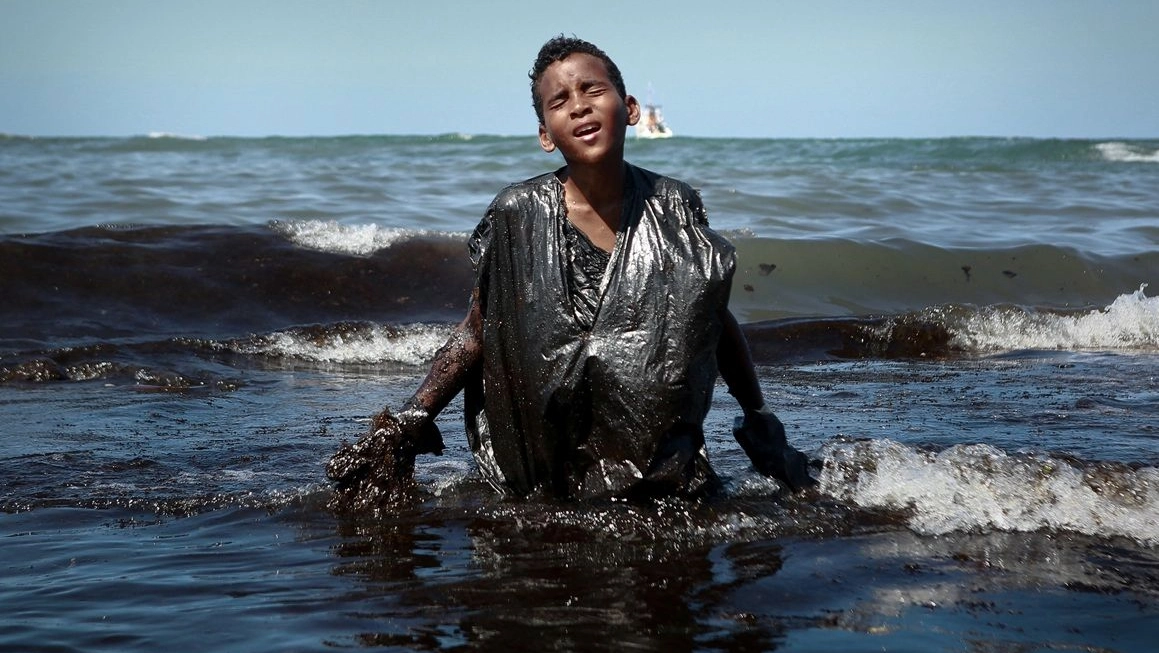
<box><xmin>529</xmin><ymin>35</ymin><xmax>627</xmax><ymax>125</ymax></box>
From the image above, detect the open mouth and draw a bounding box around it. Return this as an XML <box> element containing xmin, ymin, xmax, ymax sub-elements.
<box><xmin>573</xmin><ymin>123</ymin><xmax>601</xmax><ymax>139</ymax></box>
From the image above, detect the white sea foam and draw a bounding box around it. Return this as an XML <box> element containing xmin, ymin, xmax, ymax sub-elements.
<box><xmin>145</xmin><ymin>131</ymin><xmax>208</xmax><ymax>141</ymax></box>
<box><xmin>818</xmin><ymin>438</ymin><xmax>1159</xmax><ymax>545</ymax></box>
<box><xmin>235</xmin><ymin>323</ymin><xmax>452</xmax><ymax>365</ymax></box>
<box><xmin>420</xmin><ymin>459</ymin><xmax>477</xmax><ymax>496</ymax></box>
<box><xmin>954</xmin><ymin>285</ymin><xmax>1158</xmax><ymax>352</ymax></box>
<box><xmin>1095</xmin><ymin>141</ymin><xmax>1159</xmax><ymax>163</ymax></box>
<box><xmin>270</xmin><ymin>219</ymin><xmax>427</xmax><ymax>256</ymax></box>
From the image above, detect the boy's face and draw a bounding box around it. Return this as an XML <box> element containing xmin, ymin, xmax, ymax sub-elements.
<box><xmin>536</xmin><ymin>53</ymin><xmax>640</xmax><ymax>165</ymax></box>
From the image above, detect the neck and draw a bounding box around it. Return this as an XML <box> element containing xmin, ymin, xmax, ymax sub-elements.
<box><xmin>561</xmin><ymin>159</ymin><xmax>626</xmax><ymax>208</ymax></box>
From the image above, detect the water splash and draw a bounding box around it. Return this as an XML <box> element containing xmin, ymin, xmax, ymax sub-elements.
<box><xmin>270</xmin><ymin>219</ymin><xmax>433</xmax><ymax>256</ymax></box>
<box><xmin>230</xmin><ymin>322</ymin><xmax>452</xmax><ymax>365</ymax></box>
<box><xmin>1095</xmin><ymin>141</ymin><xmax>1159</xmax><ymax>163</ymax></box>
<box><xmin>818</xmin><ymin>437</ymin><xmax>1159</xmax><ymax>545</ymax></box>
<box><xmin>953</xmin><ymin>285</ymin><xmax>1158</xmax><ymax>352</ymax></box>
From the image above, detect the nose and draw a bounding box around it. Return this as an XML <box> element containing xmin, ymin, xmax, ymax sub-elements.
<box><xmin>568</xmin><ymin>94</ymin><xmax>592</xmax><ymax>118</ymax></box>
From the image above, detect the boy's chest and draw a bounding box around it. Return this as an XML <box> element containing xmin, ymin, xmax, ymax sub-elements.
<box><xmin>563</xmin><ymin>205</ymin><xmax>619</xmax><ymax>253</ymax></box>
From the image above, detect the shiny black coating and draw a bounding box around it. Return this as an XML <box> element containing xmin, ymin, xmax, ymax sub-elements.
<box><xmin>464</xmin><ymin>165</ymin><xmax>735</xmax><ymax>499</ymax></box>
<box><xmin>326</xmin><ymin>404</ymin><xmax>444</xmax><ymax>515</ymax></box>
<box><xmin>732</xmin><ymin>408</ymin><xmax>816</xmax><ymax>491</ymax></box>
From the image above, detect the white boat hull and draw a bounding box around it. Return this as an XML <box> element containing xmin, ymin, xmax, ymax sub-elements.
<box><xmin>635</xmin><ymin>103</ymin><xmax>673</xmax><ymax>139</ymax></box>
<box><xmin>635</xmin><ymin>125</ymin><xmax>674</xmax><ymax>139</ymax></box>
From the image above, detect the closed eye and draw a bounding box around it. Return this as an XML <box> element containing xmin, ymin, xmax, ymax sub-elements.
<box><xmin>546</xmin><ymin>91</ymin><xmax>569</xmax><ymax>111</ymax></box>
<box><xmin>582</xmin><ymin>81</ymin><xmax>607</xmax><ymax>96</ymax></box>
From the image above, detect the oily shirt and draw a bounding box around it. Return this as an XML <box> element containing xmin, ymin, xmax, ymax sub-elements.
<box><xmin>561</xmin><ymin>218</ymin><xmax>611</xmax><ymax>331</ymax></box>
<box><xmin>464</xmin><ymin>164</ymin><xmax>736</xmax><ymax>499</ymax></box>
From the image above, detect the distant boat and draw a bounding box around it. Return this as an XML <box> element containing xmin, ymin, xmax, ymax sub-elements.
<box><xmin>635</xmin><ymin>100</ymin><xmax>673</xmax><ymax>139</ymax></box>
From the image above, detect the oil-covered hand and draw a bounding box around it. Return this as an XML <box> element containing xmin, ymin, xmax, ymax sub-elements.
<box><xmin>326</xmin><ymin>401</ymin><xmax>444</xmax><ymax>514</ymax></box>
<box><xmin>732</xmin><ymin>405</ymin><xmax>815</xmax><ymax>492</ymax></box>
<box><xmin>379</xmin><ymin>401</ymin><xmax>444</xmax><ymax>456</ymax></box>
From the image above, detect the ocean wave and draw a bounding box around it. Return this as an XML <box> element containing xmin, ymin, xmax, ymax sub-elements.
<box><xmin>228</xmin><ymin>322</ymin><xmax>454</xmax><ymax>365</ymax></box>
<box><xmin>0</xmin><ymin>322</ymin><xmax>455</xmax><ymax>386</ymax></box>
<box><xmin>730</xmin><ymin>237</ymin><xmax>1157</xmax><ymax>321</ymax></box>
<box><xmin>145</xmin><ymin>131</ymin><xmax>208</xmax><ymax>141</ymax></box>
<box><xmin>1</xmin><ymin>222</ymin><xmax>1155</xmax><ymax>363</ymax></box>
<box><xmin>743</xmin><ymin>286</ymin><xmax>1159</xmax><ymax>362</ymax></box>
<box><xmin>0</xmin><ymin>224</ymin><xmax>475</xmax><ymax>342</ymax></box>
<box><xmin>817</xmin><ymin>437</ymin><xmax>1159</xmax><ymax>545</ymax></box>
<box><xmin>1095</xmin><ymin>141</ymin><xmax>1159</xmax><ymax>163</ymax></box>
<box><xmin>953</xmin><ymin>284</ymin><xmax>1158</xmax><ymax>352</ymax></box>
<box><xmin>269</xmin><ymin>219</ymin><xmax>452</xmax><ymax>257</ymax></box>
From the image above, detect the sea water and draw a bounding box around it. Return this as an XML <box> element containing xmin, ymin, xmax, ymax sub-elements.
<box><xmin>1</xmin><ymin>133</ymin><xmax>1157</xmax><ymax>651</ymax></box>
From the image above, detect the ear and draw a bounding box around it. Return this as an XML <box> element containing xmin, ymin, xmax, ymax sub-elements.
<box><xmin>538</xmin><ymin>123</ymin><xmax>556</xmax><ymax>153</ymax></box>
<box><xmin>625</xmin><ymin>94</ymin><xmax>641</xmax><ymax>127</ymax></box>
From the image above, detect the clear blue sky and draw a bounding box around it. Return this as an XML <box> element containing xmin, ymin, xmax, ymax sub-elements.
<box><xmin>2</xmin><ymin>0</ymin><xmax>1155</xmax><ymax>138</ymax></box>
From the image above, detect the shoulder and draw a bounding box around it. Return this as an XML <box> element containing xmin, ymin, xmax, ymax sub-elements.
<box><xmin>487</xmin><ymin>170</ymin><xmax>558</xmax><ymax>215</ymax></box>
<box><xmin>633</xmin><ymin>165</ymin><xmax>692</xmax><ymax>194</ymax></box>
<box><xmin>471</xmin><ymin>170</ymin><xmax>558</xmax><ymax>266</ymax></box>
<box><xmin>628</xmin><ymin>164</ymin><xmax>707</xmax><ymax>226</ymax></box>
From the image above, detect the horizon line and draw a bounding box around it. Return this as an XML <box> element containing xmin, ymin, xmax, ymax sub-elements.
<box><xmin>4</xmin><ymin>131</ymin><xmax>1156</xmax><ymax>142</ymax></box>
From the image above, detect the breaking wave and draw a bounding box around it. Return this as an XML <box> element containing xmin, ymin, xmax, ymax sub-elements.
<box><xmin>269</xmin><ymin>219</ymin><xmax>444</xmax><ymax>257</ymax></box>
<box><xmin>817</xmin><ymin>437</ymin><xmax>1159</xmax><ymax>545</ymax></box>
<box><xmin>953</xmin><ymin>284</ymin><xmax>1158</xmax><ymax>352</ymax></box>
<box><xmin>1095</xmin><ymin>141</ymin><xmax>1159</xmax><ymax>163</ymax></box>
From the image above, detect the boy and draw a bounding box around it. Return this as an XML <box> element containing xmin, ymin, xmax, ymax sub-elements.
<box><xmin>328</xmin><ymin>36</ymin><xmax>812</xmax><ymax>507</ymax></box>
